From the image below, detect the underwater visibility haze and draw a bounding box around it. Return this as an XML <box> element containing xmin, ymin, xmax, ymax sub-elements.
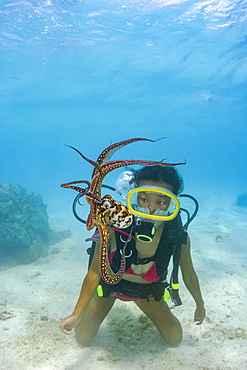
<box><xmin>0</xmin><ymin>1</ymin><xmax>247</xmax><ymax>369</ymax></box>
<box><xmin>1</xmin><ymin>0</ymin><xmax>247</xmax><ymax>203</ymax></box>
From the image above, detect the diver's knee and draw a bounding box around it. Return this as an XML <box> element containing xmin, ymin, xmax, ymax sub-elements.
<box><xmin>164</xmin><ymin>330</ymin><xmax>183</xmax><ymax>346</ymax></box>
<box><xmin>75</xmin><ymin>326</ymin><xmax>95</xmax><ymax>347</ymax></box>
<box><xmin>75</xmin><ymin>335</ymin><xmax>92</xmax><ymax>347</ymax></box>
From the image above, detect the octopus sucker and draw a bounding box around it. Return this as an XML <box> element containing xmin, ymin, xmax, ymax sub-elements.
<box><xmin>61</xmin><ymin>137</ymin><xmax>185</xmax><ymax>284</ymax></box>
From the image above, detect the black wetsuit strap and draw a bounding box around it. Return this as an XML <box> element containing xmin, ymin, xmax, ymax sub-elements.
<box><xmin>134</xmin><ymin>256</ymin><xmax>156</xmax><ymax>265</ymax></box>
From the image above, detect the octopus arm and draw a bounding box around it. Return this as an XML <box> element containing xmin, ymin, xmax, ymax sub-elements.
<box><xmin>96</xmin><ymin>138</ymin><xmax>158</xmax><ymax>165</ymax></box>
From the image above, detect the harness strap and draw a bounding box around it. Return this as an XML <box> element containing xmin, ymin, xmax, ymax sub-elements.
<box><xmin>134</xmin><ymin>256</ymin><xmax>155</xmax><ymax>265</ymax></box>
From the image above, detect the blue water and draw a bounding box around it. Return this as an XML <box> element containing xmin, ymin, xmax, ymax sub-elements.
<box><xmin>1</xmin><ymin>2</ymin><xmax>247</xmax><ymax>368</ymax></box>
<box><xmin>1</xmin><ymin>0</ymin><xmax>247</xmax><ymax>214</ymax></box>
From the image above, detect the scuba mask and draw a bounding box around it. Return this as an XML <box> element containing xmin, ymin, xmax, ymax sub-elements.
<box><xmin>127</xmin><ymin>186</ymin><xmax>180</xmax><ymax>243</ymax></box>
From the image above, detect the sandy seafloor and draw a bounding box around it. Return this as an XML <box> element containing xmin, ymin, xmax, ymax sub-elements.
<box><xmin>1</xmin><ymin>192</ymin><xmax>247</xmax><ymax>370</ymax></box>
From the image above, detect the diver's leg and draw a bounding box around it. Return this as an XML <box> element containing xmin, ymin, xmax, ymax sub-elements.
<box><xmin>75</xmin><ymin>293</ymin><xmax>116</xmax><ymax>346</ymax></box>
<box><xmin>134</xmin><ymin>299</ymin><xmax>182</xmax><ymax>345</ymax></box>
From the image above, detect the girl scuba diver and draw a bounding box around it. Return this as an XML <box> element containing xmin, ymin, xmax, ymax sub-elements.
<box><xmin>60</xmin><ymin>165</ymin><xmax>206</xmax><ymax>346</ymax></box>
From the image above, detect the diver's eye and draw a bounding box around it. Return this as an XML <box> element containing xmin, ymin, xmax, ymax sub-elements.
<box><xmin>139</xmin><ymin>196</ymin><xmax>148</xmax><ymax>202</ymax></box>
<box><xmin>158</xmin><ymin>200</ymin><xmax>169</xmax><ymax>205</ymax></box>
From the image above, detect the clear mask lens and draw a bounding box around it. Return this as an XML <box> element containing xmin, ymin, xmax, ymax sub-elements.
<box><xmin>127</xmin><ymin>186</ymin><xmax>180</xmax><ymax>221</ymax></box>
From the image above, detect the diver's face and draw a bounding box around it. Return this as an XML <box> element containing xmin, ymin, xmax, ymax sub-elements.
<box><xmin>137</xmin><ymin>181</ymin><xmax>174</xmax><ymax>215</ymax></box>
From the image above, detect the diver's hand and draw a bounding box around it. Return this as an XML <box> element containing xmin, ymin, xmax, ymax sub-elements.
<box><xmin>60</xmin><ymin>314</ymin><xmax>81</xmax><ymax>335</ymax></box>
<box><xmin>194</xmin><ymin>305</ymin><xmax>206</xmax><ymax>325</ymax></box>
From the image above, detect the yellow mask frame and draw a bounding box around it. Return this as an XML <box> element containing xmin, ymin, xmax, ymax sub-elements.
<box><xmin>126</xmin><ymin>185</ymin><xmax>180</xmax><ymax>221</ymax></box>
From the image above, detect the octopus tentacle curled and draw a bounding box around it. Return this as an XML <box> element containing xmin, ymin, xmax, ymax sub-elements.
<box><xmin>60</xmin><ymin>137</ymin><xmax>185</xmax><ymax>284</ymax></box>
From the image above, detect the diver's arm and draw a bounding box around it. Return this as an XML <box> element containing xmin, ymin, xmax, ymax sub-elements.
<box><xmin>60</xmin><ymin>243</ymin><xmax>101</xmax><ymax>334</ymax></box>
<box><xmin>72</xmin><ymin>266</ymin><xmax>100</xmax><ymax>317</ymax></box>
<box><xmin>179</xmin><ymin>235</ymin><xmax>206</xmax><ymax>324</ymax></box>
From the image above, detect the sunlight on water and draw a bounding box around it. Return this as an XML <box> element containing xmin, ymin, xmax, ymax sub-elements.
<box><xmin>1</xmin><ymin>1</ymin><xmax>247</xmax><ymax>369</ymax></box>
<box><xmin>1</xmin><ymin>0</ymin><xmax>246</xmax><ymax>247</ymax></box>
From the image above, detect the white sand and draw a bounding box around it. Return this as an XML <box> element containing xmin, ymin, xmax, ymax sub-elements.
<box><xmin>1</xmin><ymin>194</ymin><xmax>247</xmax><ymax>370</ymax></box>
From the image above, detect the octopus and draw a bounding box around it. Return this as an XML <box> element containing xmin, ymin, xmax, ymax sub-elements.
<box><xmin>60</xmin><ymin>137</ymin><xmax>185</xmax><ymax>284</ymax></box>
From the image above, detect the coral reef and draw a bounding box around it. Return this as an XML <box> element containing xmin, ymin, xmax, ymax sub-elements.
<box><xmin>0</xmin><ymin>184</ymin><xmax>71</xmax><ymax>264</ymax></box>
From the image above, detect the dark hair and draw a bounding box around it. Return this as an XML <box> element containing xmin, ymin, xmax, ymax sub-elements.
<box><xmin>133</xmin><ymin>165</ymin><xmax>184</xmax><ymax>195</ymax></box>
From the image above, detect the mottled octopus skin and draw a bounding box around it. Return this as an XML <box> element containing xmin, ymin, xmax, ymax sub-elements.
<box><xmin>61</xmin><ymin>137</ymin><xmax>185</xmax><ymax>284</ymax></box>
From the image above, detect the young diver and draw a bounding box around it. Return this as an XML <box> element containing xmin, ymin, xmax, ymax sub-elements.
<box><xmin>60</xmin><ymin>166</ymin><xmax>205</xmax><ymax>346</ymax></box>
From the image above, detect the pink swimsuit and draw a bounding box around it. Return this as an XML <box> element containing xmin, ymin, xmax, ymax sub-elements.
<box><xmin>108</xmin><ymin>251</ymin><xmax>160</xmax><ymax>301</ymax></box>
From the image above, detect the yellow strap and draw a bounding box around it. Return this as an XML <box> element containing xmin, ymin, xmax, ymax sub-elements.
<box><xmin>163</xmin><ymin>290</ymin><xmax>170</xmax><ymax>301</ymax></box>
<box><xmin>172</xmin><ymin>283</ymin><xmax>179</xmax><ymax>290</ymax></box>
<box><xmin>97</xmin><ymin>284</ymin><xmax>104</xmax><ymax>297</ymax></box>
